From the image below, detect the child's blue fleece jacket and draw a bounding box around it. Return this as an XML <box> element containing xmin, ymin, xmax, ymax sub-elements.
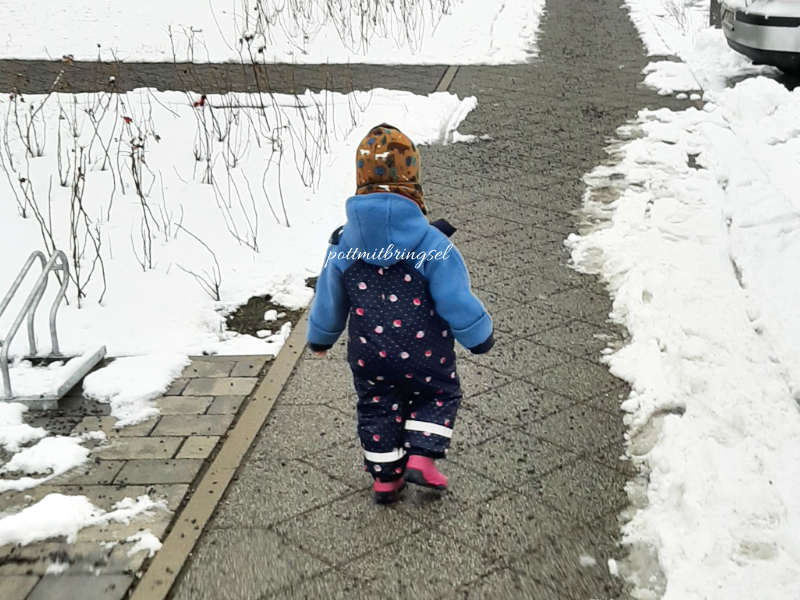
<box><xmin>307</xmin><ymin>193</ymin><xmax>493</xmax><ymax>352</ymax></box>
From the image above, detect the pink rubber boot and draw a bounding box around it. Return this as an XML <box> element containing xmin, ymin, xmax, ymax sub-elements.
<box><xmin>373</xmin><ymin>478</ymin><xmax>404</xmax><ymax>505</ymax></box>
<box><xmin>404</xmin><ymin>455</ymin><xmax>448</xmax><ymax>490</ymax></box>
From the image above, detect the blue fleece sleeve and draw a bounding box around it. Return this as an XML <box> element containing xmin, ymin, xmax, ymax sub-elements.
<box><xmin>424</xmin><ymin>240</ymin><xmax>493</xmax><ymax>350</ymax></box>
<box><xmin>307</xmin><ymin>254</ymin><xmax>350</xmax><ymax>348</ymax></box>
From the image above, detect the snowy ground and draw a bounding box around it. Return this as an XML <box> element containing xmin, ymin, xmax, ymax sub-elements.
<box><xmin>568</xmin><ymin>2</ymin><xmax>800</xmax><ymax>598</ymax></box>
<box><xmin>0</xmin><ymin>0</ymin><xmax>545</xmax><ymax>64</ymax></box>
<box><xmin>625</xmin><ymin>0</ymin><xmax>774</xmax><ymax>94</ymax></box>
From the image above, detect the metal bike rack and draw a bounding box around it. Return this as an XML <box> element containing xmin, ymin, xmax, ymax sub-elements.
<box><xmin>0</xmin><ymin>250</ymin><xmax>106</xmax><ymax>409</ymax></box>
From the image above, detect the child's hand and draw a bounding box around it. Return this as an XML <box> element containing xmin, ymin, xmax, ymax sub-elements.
<box><xmin>313</xmin><ymin>350</ymin><xmax>327</xmax><ymax>357</ymax></box>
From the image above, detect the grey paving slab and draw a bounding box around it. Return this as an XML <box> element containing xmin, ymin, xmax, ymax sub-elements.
<box><xmin>462</xmin><ymin>256</ymin><xmax>519</xmax><ymax>289</ymax></box>
<box><xmin>546</xmin><ymin>287</ymin><xmax>613</xmax><ymax>322</ymax></box>
<box><xmin>533</xmin><ymin>318</ymin><xmax>625</xmax><ymax>360</ymax></box>
<box><xmin>300</xmin><ymin>440</ymin><xmax>366</xmax><ymax>490</ymax></box>
<box><xmin>230</xmin><ymin>357</ymin><xmax>270</xmax><ymax>377</ymax></box>
<box><xmin>155</xmin><ymin>395</ymin><xmax>213</xmax><ymax>415</ymax></box>
<box><xmin>489</xmin><ymin>267</ymin><xmax>592</xmax><ymax>302</ymax></box>
<box><xmin>114</xmin><ymin>459</ymin><xmax>204</xmax><ymax>485</ymax></box>
<box><xmin>248</xmin><ymin>404</ymin><xmax>354</xmax><ymax>460</ymax></box>
<box><xmin>510</xmin><ymin>513</ymin><xmax>626</xmax><ymax>600</ymax></box>
<box><xmin>587</xmin><ymin>383</ymin><xmax>629</xmax><ymax>416</ymax></box>
<box><xmin>92</xmin><ymin>436</ymin><xmax>182</xmax><ymax>460</ymax></box>
<box><xmin>210</xmin><ymin>458</ymin><xmax>352</xmax><ymax>529</ymax></box>
<box><xmin>279</xmin><ymin>356</ymin><xmax>355</xmax><ymax>405</ymax></box>
<box><xmin>453</xmin><ymin>230</ymin><xmax>532</xmax><ymax>262</ymax></box>
<box><xmin>176</xmin><ymin>436</ymin><xmax>220</xmax><ymax>460</ymax></box>
<box><xmin>338</xmin><ymin>530</ymin><xmax>492</xmax><ymax>599</ymax></box>
<box><xmin>54</xmin><ymin>460</ymin><xmax>126</xmax><ymax>486</ymax></box>
<box><xmin>527</xmin><ymin>403</ymin><xmax>626</xmax><ymax>461</ymax></box>
<box><xmin>275</xmin><ymin>492</ymin><xmax>422</xmax><ymax>567</ymax></box>
<box><xmin>173</xmin><ymin>528</ymin><xmax>328</xmax><ymax>600</ymax></box>
<box><xmin>0</xmin><ymin>62</ymin><xmax>444</xmax><ymax>96</ymax></box>
<box><xmin>28</xmin><ymin>574</ymin><xmax>133</xmax><ymax>600</ymax></box>
<box><xmin>72</xmin><ymin>416</ymin><xmax>158</xmax><ymax>437</ymax></box>
<box><xmin>471</xmin><ymin>334</ymin><xmax>566</xmax><ymax>379</ymax></box>
<box><xmin>151</xmin><ymin>413</ymin><xmax>235</xmax><ymax>436</ymax></box>
<box><xmin>263</xmin><ymin>570</ymin><xmax>381</xmax><ymax>600</ymax></box>
<box><xmin>528</xmin><ymin>458</ymin><xmax>629</xmax><ymax>528</ymax></box>
<box><xmin>447</xmin><ymin>404</ymin><xmax>507</xmax><ymax>454</ymax></box>
<box><xmin>406</xmin><ymin>473</ymin><xmax>564</xmax><ymax>563</ymax></box>
<box><xmin>532</xmin><ymin>357</ymin><xmax>623</xmax><ymax>401</ymax></box>
<box><xmin>455</xmin><ymin>568</ymin><xmax>557</xmax><ymax>600</ymax></box>
<box><xmin>0</xmin><ymin>575</ymin><xmax>39</xmax><ymax>600</ymax></box>
<box><xmin>450</xmin><ymin>214</ymin><xmax>526</xmax><ymax>245</ymax></box>
<box><xmin>456</xmin><ymin>359</ymin><xmax>514</xmax><ymax>399</ymax></box>
<box><xmin>181</xmin><ymin>359</ymin><xmax>235</xmax><ymax>379</ymax></box>
<box><xmin>207</xmin><ymin>395</ymin><xmax>247</xmax><ymax>414</ymax></box>
<box><xmin>164</xmin><ymin>377</ymin><xmax>190</xmax><ymax>396</ymax></box>
<box><xmin>182</xmin><ymin>376</ymin><xmax>259</xmax><ymax>396</ymax></box>
<box><xmin>323</xmin><ymin>391</ymin><xmax>358</xmax><ymax>419</ymax></box>
<box><xmin>451</xmin><ymin>430</ymin><xmax>575</xmax><ymax>493</ymax></box>
<box><xmin>466</xmin><ymin>379</ymin><xmax>577</xmax><ymax>429</ymax></box>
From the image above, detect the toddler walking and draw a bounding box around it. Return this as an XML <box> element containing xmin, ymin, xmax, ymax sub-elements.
<box><xmin>306</xmin><ymin>124</ymin><xmax>493</xmax><ymax>504</ymax></box>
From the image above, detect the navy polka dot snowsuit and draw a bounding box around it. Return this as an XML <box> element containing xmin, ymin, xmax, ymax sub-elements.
<box><xmin>345</xmin><ymin>260</ymin><xmax>462</xmax><ymax>479</ymax></box>
<box><xmin>307</xmin><ymin>193</ymin><xmax>493</xmax><ymax>481</ymax></box>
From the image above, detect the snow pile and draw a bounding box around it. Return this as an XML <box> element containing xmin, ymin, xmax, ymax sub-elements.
<box><xmin>0</xmin><ymin>0</ymin><xmax>545</xmax><ymax>64</ymax></box>
<box><xmin>0</xmin><ymin>403</ymin><xmax>46</xmax><ymax>452</ymax></box>
<box><xmin>0</xmin><ymin>87</ymin><xmax>477</xmax><ymax>424</ymax></box>
<box><xmin>0</xmin><ymin>431</ymin><xmax>106</xmax><ymax>492</ymax></box>
<box><xmin>624</xmin><ymin>0</ymin><xmax>773</xmax><ymax>93</ymax></box>
<box><xmin>126</xmin><ymin>530</ymin><xmax>163</xmax><ymax>557</ymax></box>
<box><xmin>568</xmin><ymin>77</ymin><xmax>800</xmax><ymax>599</ymax></box>
<box><xmin>82</xmin><ymin>354</ymin><xmax>190</xmax><ymax>426</ymax></box>
<box><xmin>0</xmin><ymin>493</ymin><xmax>165</xmax><ymax>546</ymax></box>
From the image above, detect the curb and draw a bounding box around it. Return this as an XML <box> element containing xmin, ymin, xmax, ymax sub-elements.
<box><xmin>129</xmin><ymin>315</ymin><xmax>308</xmax><ymax>600</ymax></box>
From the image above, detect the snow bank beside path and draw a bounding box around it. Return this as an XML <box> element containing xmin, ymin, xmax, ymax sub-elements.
<box><xmin>624</xmin><ymin>0</ymin><xmax>773</xmax><ymax>93</ymax></box>
<box><xmin>568</xmin><ymin>78</ymin><xmax>800</xmax><ymax>599</ymax></box>
<box><xmin>0</xmin><ymin>493</ymin><xmax>165</xmax><ymax>546</ymax></box>
<box><xmin>0</xmin><ymin>0</ymin><xmax>545</xmax><ymax>64</ymax></box>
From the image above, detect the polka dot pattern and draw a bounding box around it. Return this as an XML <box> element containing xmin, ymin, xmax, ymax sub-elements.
<box><xmin>344</xmin><ymin>260</ymin><xmax>461</xmax><ymax>479</ymax></box>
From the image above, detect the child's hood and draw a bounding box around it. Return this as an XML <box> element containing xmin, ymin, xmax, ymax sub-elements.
<box><xmin>340</xmin><ymin>193</ymin><xmax>431</xmax><ymax>267</ymax></box>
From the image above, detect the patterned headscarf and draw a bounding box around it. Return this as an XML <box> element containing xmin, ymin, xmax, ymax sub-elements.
<box><xmin>355</xmin><ymin>123</ymin><xmax>426</xmax><ymax>214</ymax></box>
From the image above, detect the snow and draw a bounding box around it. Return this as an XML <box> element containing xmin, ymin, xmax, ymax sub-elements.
<box><xmin>624</xmin><ymin>0</ymin><xmax>774</xmax><ymax>94</ymax></box>
<box><xmin>45</xmin><ymin>561</ymin><xmax>69</xmax><ymax>574</ymax></box>
<box><xmin>0</xmin><ymin>493</ymin><xmax>165</xmax><ymax>546</ymax></box>
<box><xmin>126</xmin><ymin>530</ymin><xmax>163</xmax><ymax>557</ymax></box>
<box><xmin>0</xmin><ymin>0</ymin><xmax>545</xmax><ymax>64</ymax></box>
<box><xmin>82</xmin><ymin>354</ymin><xmax>190</xmax><ymax>426</ymax></box>
<box><xmin>0</xmin><ymin>87</ymin><xmax>477</xmax><ymax>426</ymax></box>
<box><xmin>0</xmin><ymin>432</ymin><xmax>106</xmax><ymax>492</ymax></box>
<box><xmin>568</xmin><ymin>77</ymin><xmax>800</xmax><ymax>600</ymax></box>
<box><xmin>0</xmin><ymin>403</ymin><xmax>46</xmax><ymax>452</ymax></box>
<box><xmin>6</xmin><ymin>349</ymin><xmax>104</xmax><ymax>398</ymax></box>
<box><xmin>579</xmin><ymin>554</ymin><xmax>598</xmax><ymax>567</ymax></box>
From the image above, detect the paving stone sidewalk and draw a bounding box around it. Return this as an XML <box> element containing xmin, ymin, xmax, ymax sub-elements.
<box><xmin>172</xmin><ymin>1</ymin><xmax>689</xmax><ymax>599</ymax></box>
<box><xmin>0</xmin><ymin>355</ymin><xmax>270</xmax><ymax>600</ymax></box>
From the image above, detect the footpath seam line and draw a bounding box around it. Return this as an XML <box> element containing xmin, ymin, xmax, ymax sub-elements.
<box><xmin>130</xmin><ymin>315</ymin><xmax>308</xmax><ymax>600</ymax></box>
<box><xmin>436</xmin><ymin>66</ymin><xmax>459</xmax><ymax>92</ymax></box>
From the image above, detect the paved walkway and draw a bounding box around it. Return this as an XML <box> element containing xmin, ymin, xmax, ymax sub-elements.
<box><xmin>172</xmin><ymin>1</ymin><xmax>686</xmax><ymax>599</ymax></box>
<box><xmin>0</xmin><ymin>356</ymin><xmax>271</xmax><ymax>600</ymax></box>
